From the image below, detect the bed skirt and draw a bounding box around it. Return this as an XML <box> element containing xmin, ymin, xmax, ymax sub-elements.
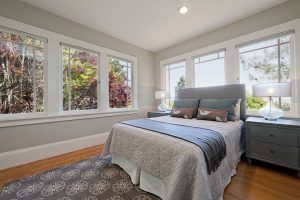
<box><xmin>111</xmin><ymin>151</ymin><xmax>241</xmax><ymax>200</ymax></box>
<box><xmin>112</xmin><ymin>152</ymin><xmax>167</xmax><ymax>199</ymax></box>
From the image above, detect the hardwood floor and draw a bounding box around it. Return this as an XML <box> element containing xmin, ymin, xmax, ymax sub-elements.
<box><xmin>0</xmin><ymin>145</ymin><xmax>299</xmax><ymax>199</ymax></box>
<box><xmin>0</xmin><ymin>145</ymin><xmax>103</xmax><ymax>191</ymax></box>
<box><xmin>224</xmin><ymin>158</ymin><xmax>300</xmax><ymax>200</ymax></box>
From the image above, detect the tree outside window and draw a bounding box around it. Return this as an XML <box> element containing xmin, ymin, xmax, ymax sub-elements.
<box><xmin>239</xmin><ymin>34</ymin><xmax>292</xmax><ymax>111</ymax></box>
<box><xmin>62</xmin><ymin>45</ymin><xmax>98</xmax><ymax>111</ymax></box>
<box><xmin>165</xmin><ymin>61</ymin><xmax>186</xmax><ymax>108</ymax></box>
<box><xmin>0</xmin><ymin>30</ymin><xmax>45</xmax><ymax>114</ymax></box>
<box><xmin>108</xmin><ymin>57</ymin><xmax>132</xmax><ymax>108</ymax></box>
<box><xmin>175</xmin><ymin>76</ymin><xmax>186</xmax><ymax>96</ymax></box>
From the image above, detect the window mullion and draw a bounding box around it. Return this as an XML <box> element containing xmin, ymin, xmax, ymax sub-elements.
<box><xmin>106</xmin><ymin>56</ymin><xmax>134</xmax><ymax>109</ymax></box>
<box><xmin>197</xmin><ymin>57</ymin><xmax>222</xmax><ymax>64</ymax></box>
<box><xmin>238</xmin><ymin>33</ymin><xmax>293</xmax><ymax>113</ymax></box>
<box><xmin>168</xmin><ymin>68</ymin><xmax>171</xmax><ymax>99</ymax></box>
<box><xmin>194</xmin><ymin>51</ymin><xmax>225</xmax><ymax>87</ymax></box>
<box><xmin>100</xmin><ymin>54</ymin><xmax>108</xmax><ymax>112</ymax></box>
<box><xmin>127</xmin><ymin>63</ymin><xmax>130</xmax><ymax>107</ymax></box>
<box><xmin>239</xmin><ymin>42</ymin><xmax>289</xmax><ymax>55</ymax></box>
<box><xmin>278</xmin><ymin>38</ymin><xmax>282</xmax><ymax>108</ymax></box>
<box><xmin>32</xmin><ymin>47</ymin><xmax>37</xmax><ymax>113</ymax></box>
<box><xmin>68</xmin><ymin>48</ymin><xmax>71</xmax><ymax>111</ymax></box>
<box><xmin>185</xmin><ymin>58</ymin><xmax>193</xmax><ymax>88</ymax></box>
<box><xmin>97</xmin><ymin>53</ymin><xmax>100</xmax><ymax>111</ymax></box>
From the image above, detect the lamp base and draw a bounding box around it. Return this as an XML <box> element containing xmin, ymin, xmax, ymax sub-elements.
<box><xmin>158</xmin><ymin>99</ymin><xmax>168</xmax><ymax>112</ymax></box>
<box><xmin>258</xmin><ymin>102</ymin><xmax>283</xmax><ymax>121</ymax></box>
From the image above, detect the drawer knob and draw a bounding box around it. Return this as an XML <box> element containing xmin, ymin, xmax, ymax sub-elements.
<box><xmin>269</xmin><ymin>134</ymin><xmax>274</xmax><ymax>137</ymax></box>
<box><xmin>270</xmin><ymin>150</ymin><xmax>274</xmax><ymax>154</ymax></box>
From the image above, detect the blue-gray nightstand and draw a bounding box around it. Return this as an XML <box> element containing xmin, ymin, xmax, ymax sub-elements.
<box><xmin>245</xmin><ymin>116</ymin><xmax>300</xmax><ymax>179</ymax></box>
<box><xmin>147</xmin><ymin>111</ymin><xmax>171</xmax><ymax>118</ymax></box>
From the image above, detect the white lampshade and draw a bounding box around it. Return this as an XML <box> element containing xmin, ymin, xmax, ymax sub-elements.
<box><xmin>253</xmin><ymin>82</ymin><xmax>291</xmax><ymax>97</ymax></box>
<box><xmin>155</xmin><ymin>91</ymin><xmax>169</xmax><ymax>99</ymax></box>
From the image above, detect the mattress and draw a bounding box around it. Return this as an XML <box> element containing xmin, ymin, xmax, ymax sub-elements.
<box><xmin>102</xmin><ymin>116</ymin><xmax>244</xmax><ymax>200</ymax></box>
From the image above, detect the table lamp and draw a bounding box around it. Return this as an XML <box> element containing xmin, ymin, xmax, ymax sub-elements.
<box><xmin>155</xmin><ymin>91</ymin><xmax>169</xmax><ymax>112</ymax></box>
<box><xmin>252</xmin><ymin>82</ymin><xmax>291</xmax><ymax>120</ymax></box>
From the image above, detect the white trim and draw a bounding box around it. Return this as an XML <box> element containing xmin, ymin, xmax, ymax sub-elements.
<box><xmin>246</xmin><ymin>109</ymin><xmax>299</xmax><ymax>118</ymax></box>
<box><xmin>0</xmin><ymin>109</ymin><xmax>139</xmax><ymax>128</ymax></box>
<box><xmin>235</xmin><ymin>29</ymin><xmax>295</xmax><ymax>48</ymax></box>
<box><xmin>294</xmin><ymin>21</ymin><xmax>300</xmax><ymax>116</ymax></box>
<box><xmin>161</xmin><ymin>60</ymin><xmax>187</xmax><ymax>95</ymax></box>
<box><xmin>100</xmin><ymin>54</ymin><xmax>109</xmax><ymax>111</ymax></box>
<box><xmin>186</xmin><ymin>58</ymin><xmax>193</xmax><ymax>87</ymax></box>
<box><xmin>59</xmin><ymin>43</ymin><xmax>101</xmax><ymax>112</ymax></box>
<box><xmin>0</xmin><ymin>132</ymin><xmax>109</xmax><ymax>170</ymax></box>
<box><xmin>159</xmin><ymin>18</ymin><xmax>300</xmax><ymax>117</ymax></box>
<box><xmin>191</xmin><ymin>48</ymin><xmax>226</xmax><ymax>60</ymax></box>
<box><xmin>193</xmin><ymin>49</ymin><xmax>226</xmax><ymax>87</ymax></box>
<box><xmin>0</xmin><ymin>16</ymin><xmax>138</xmax><ymax>121</ymax></box>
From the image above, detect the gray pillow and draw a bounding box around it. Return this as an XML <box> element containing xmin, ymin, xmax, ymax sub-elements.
<box><xmin>173</xmin><ymin>99</ymin><xmax>200</xmax><ymax>118</ymax></box>
<box><xmin>199</xmin><ymin>99</ymin><xmax>240</xmax><ymax>121</ymax></box>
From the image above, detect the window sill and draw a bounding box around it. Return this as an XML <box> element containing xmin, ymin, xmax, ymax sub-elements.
<box><xmin>0</xmin><ymin>109</ymin><xmax>139</xmax><ymax>128</ymax></box>
<box><xmin>246</xmin><ymin>110</ymin><xmax>299</xmax><ymax>119</ymax></box>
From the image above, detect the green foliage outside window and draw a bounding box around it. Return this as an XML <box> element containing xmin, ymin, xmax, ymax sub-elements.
<box><xmin>240</xmin><ymin>36</ymin><xmax>291</xmax><ymax>111</ymax></box>
<box><xmin>62</xmin><ymin>47</ymin><xmax>98</xmax><ymax>111</ymax></box>
<box><xmin>0</xmin><ymin>31</ymin><xmax>45</xmax><ymax>114</ymax></box>
<box><xmin>109</xmin><ymin>58</ymin><xmax>132</xmax><ymax>108</ymax></box>
<box><xmin>167</xmin><ymin>76</ymin><xmax>186</xmax><ymax>109</ymax></box>
<box><xmin>176</xmin><ymin>76</ymin><xmax>186</xmax><ymax>91</ymax></box>
<box><xmin>245</xmin><ymin>92</ymin><xmax>267</xmax><ymax>110</ymax></box>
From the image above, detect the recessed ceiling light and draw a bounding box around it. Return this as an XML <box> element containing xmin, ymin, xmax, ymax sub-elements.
<box><xmin>179</xmin><ymin>6</ymin><xmax>189</xmax><ymax>15</ymax></box>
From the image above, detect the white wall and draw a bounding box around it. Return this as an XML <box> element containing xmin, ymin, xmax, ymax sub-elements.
<box><xmin>0</xmin><ymin>0</ymin><xmax>155</xmax><ymax>154</ymax></box>
<box><xmin>154</xmin><ymin>0</ymin><xmax>300</xmax><ymax>111</ymax></box>
<box><xmin>159</xmin><ymin>19</ymin><xmax>300</xmax><ymax>117</ymax></box>
<box><xmin>1</xmin><ymin>0</ymin><xmax>300</xmax><ymax>168</ymax></box>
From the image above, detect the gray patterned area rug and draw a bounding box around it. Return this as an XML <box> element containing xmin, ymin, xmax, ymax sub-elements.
<box><xmin>0</xmin><ymin>155</ymin><xmax>161</xmax><ymax>200</ymax></box>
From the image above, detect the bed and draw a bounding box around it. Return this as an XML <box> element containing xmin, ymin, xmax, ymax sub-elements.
<box><xmin>102</xmin><ymin>84</ymin><xmax>246</xmax><ymax>200</ymax></box>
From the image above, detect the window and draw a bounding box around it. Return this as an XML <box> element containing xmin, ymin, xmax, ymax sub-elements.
<box><xmin>108</xmin><ymin>57</ymin><xmax>132</xmax><ymax>109</ymax></box>
<box><xmin>0</xmin><ymin>28</ymin><xmax>46</xmax><ymax>114</ymax></box>
<box><xmin>0</xmin><ymin>18</ymin><xmax>139</xmax><ymax>125</ymax></box>
<box><xmin>61</xmin><ymin>44</ymin><xmax>99</xmax><ymax>111</ymax></box>
<box><xmin>238</xmin><ymin>32</ymin><xmax>294</xmax><ymax>112</ymax></box>
<box><xmin>194</xmin><ymin>49</ymin><xmax>225</xmax><ymax>87</ymax></box>
<box><xmin>165</xmin><ymin>60</ymin><xmax>186</xmax><ymax>106</ymax></box>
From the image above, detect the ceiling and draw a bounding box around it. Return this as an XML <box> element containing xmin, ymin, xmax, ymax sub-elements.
<box><xmin>21</xmin><ymin>0</ymin><xmax>287</xmax><ymax>52</ymax></box>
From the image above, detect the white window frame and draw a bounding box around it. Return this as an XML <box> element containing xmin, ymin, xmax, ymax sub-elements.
<box><xmin>160</xmin><ymin>18</ymin><xmax>300</xmax><ymax>118</ymax></box>
<box><xmin>107</xmin><ymin>55</ymin><xmax>135</xmax><ymax>111</ymax></box>
<box><xmin>0</xmin><ymin>16</ymin><xmax>138</xmax><ymax>127</ymax></box>
<box><xmin>192</xmin><ymin>48</ymin><xmax>226</xmax><ymax>87</ymax></box>
<box><xmin>0</xmin><ymin>26</ymin><xmax>48</xmax><ymax>120</ymax></box>
<box><xmin>162</xmin><ymin>60</ymin><xmax>186</xmax><ymax>101</ymax></box>
<box><xmin>237</xmin><ymin>32</ymin><xmax>296</xmax><ymax>116</ymax></box>
<box><xmin>60</xmin><ymin>42</ymin><xmax>101</xmax><ymax>113</ymax></box>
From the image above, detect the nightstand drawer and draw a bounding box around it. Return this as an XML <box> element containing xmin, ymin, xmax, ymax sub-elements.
<box><xmin>250</xmin><ymin>125</ymin><xmax>298</xmax><ymax>147</ymax></box>
<box><xmin>251</xmin><ymin>140</ymin><xmax>298</xmax><ymax>166</ymax></box>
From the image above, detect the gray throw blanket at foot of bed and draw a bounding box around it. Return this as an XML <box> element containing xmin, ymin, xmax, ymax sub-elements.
<box><xmin>121</xmin><ymin>119</ymin><xmax>226</xmax><ymax>174</ymax></box>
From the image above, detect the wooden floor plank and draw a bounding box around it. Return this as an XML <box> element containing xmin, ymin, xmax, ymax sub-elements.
<box><xmin>0</xmin><ymin>145</ymin><xmax>103</xmax><ymax>191</ymax></box>
<box><xmin>223</xmin><ymin>159</ymin><xmax>300</xmax><ymax>200</ymax></box>
<box><xmin>0</xmin><ymin>145</ymin><xmax>299</xmax><ymax>199</ymax></box>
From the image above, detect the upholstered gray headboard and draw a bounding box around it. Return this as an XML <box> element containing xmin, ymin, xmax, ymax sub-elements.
<box><xmin>177</xmin><ymin>84</ymin><xmax>246</xmax><ymax>120</ymax></box>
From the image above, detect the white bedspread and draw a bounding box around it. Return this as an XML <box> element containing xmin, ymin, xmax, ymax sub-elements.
<box><xmin>102</xmin><ymin>116</ymin><xmax>244</xmax><ymax>200</ymax></box>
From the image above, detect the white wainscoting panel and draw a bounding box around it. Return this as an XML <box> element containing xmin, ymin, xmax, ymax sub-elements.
<box><xmin>0</xmin><ymin>132</ymin><xmax>109</xmax><ymax>170</ymax></box>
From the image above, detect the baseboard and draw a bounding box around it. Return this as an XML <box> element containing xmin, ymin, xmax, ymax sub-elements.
<box><xmin>0</xmin><ymin>132</ymin><xmax>109</xmax><ymax>170</ymax></box>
